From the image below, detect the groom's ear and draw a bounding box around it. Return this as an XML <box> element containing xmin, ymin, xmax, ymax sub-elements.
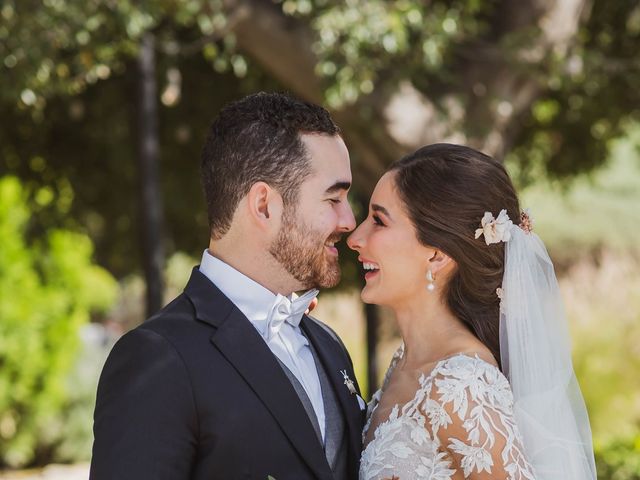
<box><xmin>246</xmin><ymin>181</ymin><xmax>283</xmax><ymax>232</ymax></box>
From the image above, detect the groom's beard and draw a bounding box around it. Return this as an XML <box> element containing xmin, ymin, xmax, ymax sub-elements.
<box><xmin>269</xmin><ymin>207</ymin><xmax>342</xmax><ymax>289</ymax></box>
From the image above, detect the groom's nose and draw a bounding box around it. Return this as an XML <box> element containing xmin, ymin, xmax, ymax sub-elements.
<box><xmin>337</xmin><ymin>201</ymin><xmax>356</xmax><ymax>232</ymax></box>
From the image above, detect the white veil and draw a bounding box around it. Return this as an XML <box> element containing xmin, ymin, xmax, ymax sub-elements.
<box><xmin>499</xmin><ymin>223</ymin><xmax>597</xmax><ymax>479</ymax></box>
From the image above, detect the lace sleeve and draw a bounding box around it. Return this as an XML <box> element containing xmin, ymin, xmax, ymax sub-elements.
<box><xmin>423</xmin><ymin>355</ymin><xmax>535</xmax><ymax>480</ymax></box>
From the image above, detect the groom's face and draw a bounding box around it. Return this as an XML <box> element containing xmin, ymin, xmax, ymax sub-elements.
<box><xmin>269</xmin><ymin>134</ymin><xmax>355</xmax><ymax>289</ymax></box>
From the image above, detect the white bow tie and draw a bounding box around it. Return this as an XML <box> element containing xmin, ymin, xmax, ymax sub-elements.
<box><xmin>264</xmin><ymin>289</ymin><xmax>319</xmax><ymax>341</ymax></box>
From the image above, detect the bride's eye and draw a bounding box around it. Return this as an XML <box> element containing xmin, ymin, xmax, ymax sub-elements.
<box><xmin>372</xmin><ymin>215</ymin><xmax>385</xmax><ymax>227</ymax></box>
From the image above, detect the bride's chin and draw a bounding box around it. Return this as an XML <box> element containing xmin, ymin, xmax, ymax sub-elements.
<box><xmin>360</xmin><ymin>288</ymin><xmax>379</xmax><ymax>305</ymax></box>
<box><xmin>359</xmin><ymin>289</ymin><xmax>370</xmax><ymax>303</ymax></box>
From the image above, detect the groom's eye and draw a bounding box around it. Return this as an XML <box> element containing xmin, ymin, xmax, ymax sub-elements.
<box><xmin>328</xmin><ymin>198</ymin><xmax>341</xmax><ymax>204</ymax></box>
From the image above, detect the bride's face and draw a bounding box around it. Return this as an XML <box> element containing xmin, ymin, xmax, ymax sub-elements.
<box><xmin>347</xmin><ymin>171</ymin><xmax>433</xmax><ymax>307</ymax></box>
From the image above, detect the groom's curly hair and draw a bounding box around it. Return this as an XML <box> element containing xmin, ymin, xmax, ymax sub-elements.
<box><xmin>201</xmin><ymin>92</ymin><xmax>340</xmax><ymax>239</ymax></box>
<box><xmin>390</xmin><ymin>144</ymin><xmax>521</xmax><ymax>370</ymax></box>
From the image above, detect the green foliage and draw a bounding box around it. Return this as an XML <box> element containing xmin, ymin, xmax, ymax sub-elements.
<box><xmin>42</xmin><ymin>324</ymin><xmax>114</xmax><ymax>465</ymax></box>
<box><xmin>281</xmin><ymin>0</ymin><xmax>489</xmax><ymax>108</ymax></box>
<box><xmin>0</xmin><ymin>0</ymin><xmax>278</xmax><ymax>277</ymax></box>
<box><xmin>512</xmin><ymin>124</ymin><xmax>640</xmax><ymax>263</ymax></box>
<box><xmin>0</xmin><ymin>63</ymin><xmax>277</xmax><ymax>277</ymax></box>
<box><xmin>508</xmin><ymin>0</ymin><xmax>640</xmax><ymax>181</ymax></box>
<box><xmin>596</xmin><ymin>436</ymin><xmax>640</xmax><ymax>480</ymax></box>
<box><xmin>0</xmin><ymin>0</ymin><xmax>244</xmax><ymax>114</ymax></box>
<box><xmin>2</xmin><ymin>0</ymin><xmax>639</xmax><ymax>278</ymax></box>
<box><xmin>0</xmin><ymin>176</ymin><xmax>117</xmax><ymax>468</ymax></box>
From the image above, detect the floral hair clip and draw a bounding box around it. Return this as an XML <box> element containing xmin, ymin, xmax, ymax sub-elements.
<box><xmin>519</xmin><ymin>208</ymin><xmax>534</xmax><ymax>233</ymax></box>
<box><xmin>474</xmin><ymin>209</ymin><xmax>513</xmax><ymax>245</ymax></box>
<box><xmin>475</xmin><ymin>208</ymin><xmax>534</xmax><ymax>244</ymax></box>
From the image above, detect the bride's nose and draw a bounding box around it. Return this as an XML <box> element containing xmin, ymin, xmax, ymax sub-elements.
<box><xmin>347</xmin><ymin>223</ymin><xmax>365</xmax><ymax>251</ymax></box>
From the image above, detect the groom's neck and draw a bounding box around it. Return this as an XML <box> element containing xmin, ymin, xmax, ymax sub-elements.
<box><xmin>208</xmin><ymin>238</ymin><xmax>300</xmax><ymax>296</ymax></box>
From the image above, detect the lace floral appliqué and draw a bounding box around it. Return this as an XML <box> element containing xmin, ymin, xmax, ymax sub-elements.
<box><xmin>359</xmin><ymin>351</ymin><xmax>535</xmax><ymax>480</ymax></box>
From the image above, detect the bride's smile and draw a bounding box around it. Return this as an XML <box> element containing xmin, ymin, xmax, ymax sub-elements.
<box><xmin>348</xmin><ymin>171</ymin><xmax>455</xmax><ymax>311</ymax></box>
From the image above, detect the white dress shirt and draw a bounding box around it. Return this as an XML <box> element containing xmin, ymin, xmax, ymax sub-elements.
<box><xmin>199</xmin><ymin>250</ymin><xmax>326</xmax><ymax>441</ymax></box>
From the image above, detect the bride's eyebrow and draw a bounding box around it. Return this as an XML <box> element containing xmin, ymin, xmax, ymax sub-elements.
<box><xmin>371</xmin><ymin>204</ymin><xmax>391</xmax><ymax>219</ymax></box>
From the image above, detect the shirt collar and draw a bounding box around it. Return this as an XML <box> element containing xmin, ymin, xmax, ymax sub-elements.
<box><xmin>198</xmin><ymin>249</ymin><xmax>291</xmax><ymax>335</ymax></box>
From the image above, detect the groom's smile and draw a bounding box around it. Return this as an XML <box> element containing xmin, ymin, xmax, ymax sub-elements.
<box><xmin>269</xmin><ymin>133</ymin><xmax>355</xmax><ymax>289</ymax></box>
<box><xmin>324</xmin><ymin>239</ymin><xmax>338</xmax><ymax>256</ymax></box>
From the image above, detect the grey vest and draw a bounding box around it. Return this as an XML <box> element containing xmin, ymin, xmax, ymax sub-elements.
<box><xmin>277</xmin><ymin>341</ymin><xmax>348</xmax><ymax>480</ymax></box>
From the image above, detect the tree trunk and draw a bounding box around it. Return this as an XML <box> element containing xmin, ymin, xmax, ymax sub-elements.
<box><xmin>364</xmin><ymin>303</ymin><xmax>380</xmax><ymax>395</ymax></box>
<box><xmin>137</xmin><ymin>32</ymin><xmax>165</xmax><ymax>318</ymax></box>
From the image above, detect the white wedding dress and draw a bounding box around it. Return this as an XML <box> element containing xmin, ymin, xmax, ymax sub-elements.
<box><xmin>360</xmin><ymin>344</ymin><xmax>536</xmax><ymax>480</ymax></box>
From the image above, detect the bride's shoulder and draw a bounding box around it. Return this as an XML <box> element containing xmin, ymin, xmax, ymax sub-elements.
<box><xmin>435</xmin><ymin>351</ymin><xmax>501</xmax><ymax>375</ymax></box>
<box><xmin>430</xmin><ymin>353</ymin><xmax>508</xmax><ymax>388</ymax></box>
<box><xmin>417</xmin><ymin>354</ymin><xmax>534</xmax><ymax>478</ymax></box>
<box><xmin>419</xmin><ymin>353</ymin><xmax>515</xmax><ymax>419</ymax></box>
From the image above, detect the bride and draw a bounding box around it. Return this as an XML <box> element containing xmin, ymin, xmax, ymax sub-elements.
<box><xmin>347</xmin><ymin>144</ymin><xmax>597</xmax><ymax>479</ymax></box>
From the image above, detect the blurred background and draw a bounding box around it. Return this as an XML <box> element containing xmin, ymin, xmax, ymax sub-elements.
<box><xmin>1</xmin><ymin>0</ymin><xmax>639</xmax><ymax>478</ymax></box>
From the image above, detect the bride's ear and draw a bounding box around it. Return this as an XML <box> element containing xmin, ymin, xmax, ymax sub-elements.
<box><xmin>427</xmin><ymin>249</ymin><xmax>455</xmax><ymax>277</ymax></box>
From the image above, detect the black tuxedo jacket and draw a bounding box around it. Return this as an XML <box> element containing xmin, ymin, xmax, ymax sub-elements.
<box><xmin>90</xmin><ymin>267</ymin><xmax>364</xmax><ymax>480</ymax></box>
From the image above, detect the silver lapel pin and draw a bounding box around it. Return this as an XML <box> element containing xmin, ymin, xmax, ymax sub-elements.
<box><xmin>340</xmin><ymin>369</ymin><xmax>357</xmax><ymax>395</ymax></box>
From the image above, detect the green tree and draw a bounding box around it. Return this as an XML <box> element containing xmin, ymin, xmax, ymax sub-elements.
<box><xmin>0</xmin><ymin>176</ymin><xmax>117</xmax><ymax>468</ymax></box>
<box><xmin>2</xmin><ymin>0</ymin><xmax>638</xmax><ymax>277</ymax></box>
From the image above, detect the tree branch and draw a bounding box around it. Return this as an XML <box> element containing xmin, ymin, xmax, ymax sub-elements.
<box><xmin>223</xmin><ymin>0</ymin><xmax>589</xmax><ymax>190</ymax></box>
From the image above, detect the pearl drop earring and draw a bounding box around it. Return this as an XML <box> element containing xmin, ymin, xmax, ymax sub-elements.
<box><xmin>426</xmin><ymin>269</ymin><xmax>435</xmax><ymax>291</ymax></box>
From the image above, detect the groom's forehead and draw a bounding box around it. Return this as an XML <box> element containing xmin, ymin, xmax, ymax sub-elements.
<box><xmin>301</xmin><ymin>133</ymin><xmax>349</xmax><ymax>160</ymax></box>
<box><xmin>303</xmin><ymin>139</ymin><xmax>351</xmax><ymax>181</ymax></box>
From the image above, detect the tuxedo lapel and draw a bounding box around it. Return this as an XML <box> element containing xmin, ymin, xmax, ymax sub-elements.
<box><xmin>301</xmin><ymin>316</ymin><xmax>364</xmax><ymax>475</ymax></box>
<box><xmin>183</xmin><ymin>268</ymin><xmax>334</xmax><ymax>480</ymax></box>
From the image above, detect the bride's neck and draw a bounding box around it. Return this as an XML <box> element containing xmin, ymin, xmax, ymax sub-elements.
<box><xmin>391</xmin><ymin>294</ymin><xmax>471</xmax><ymax>369</ymax></box>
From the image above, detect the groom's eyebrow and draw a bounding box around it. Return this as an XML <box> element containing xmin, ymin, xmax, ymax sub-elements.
<box><xmin>324</xmin><ymin>181</ymin><xmax>351</xmax><ymax>194</ymax></box>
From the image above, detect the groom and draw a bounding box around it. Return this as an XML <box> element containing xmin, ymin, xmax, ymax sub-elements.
<box><xmin>90</xmin><ymin>92</ymin><xmax>365</xmax><ymax>480</ymax></box>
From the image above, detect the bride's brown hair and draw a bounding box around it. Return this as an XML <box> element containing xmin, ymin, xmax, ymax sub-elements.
<box><xmin>389</xmin><ymin>143</ymin><xmax>521</xmax><ymax>369</ymax></box>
